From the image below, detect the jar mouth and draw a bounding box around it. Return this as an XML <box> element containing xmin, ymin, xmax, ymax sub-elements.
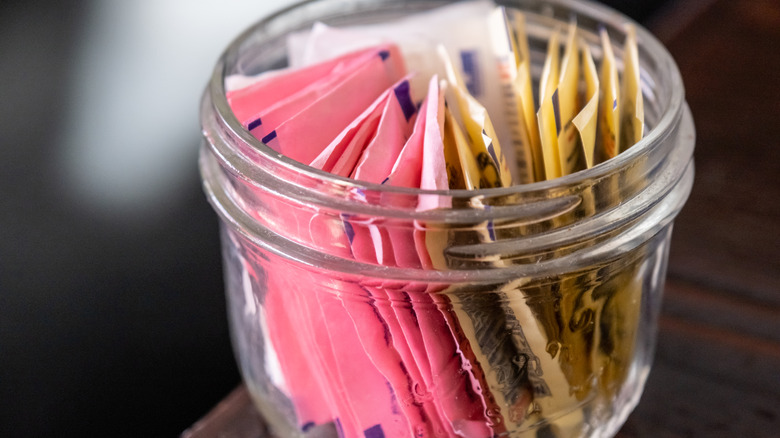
<box><xmin>199</xmin><ymin>0</ymin><xmax>695</xmax><ymax>278</ymax></box>
<box><xmin>203</xmin><ymin>0</ymin><xmax>685</xmax><ymax>200</ymax></box>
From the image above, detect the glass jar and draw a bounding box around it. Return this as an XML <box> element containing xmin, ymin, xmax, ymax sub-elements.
<box><xmin>198</xmin><ymin>0</ymin><xmax>695</xmax><ymax>437</ymax></box>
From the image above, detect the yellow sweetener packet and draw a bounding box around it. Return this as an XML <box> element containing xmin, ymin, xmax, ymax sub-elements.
<box><xmin>598</xmin><ymin>27</ymin><xmax>620</xmax><ymax>162</ymax></box>
<box><xmin>501</xmin><ymin>279</ymin><xmax>585</xmax><ymax>433</ymax></box>
<box><xmin>508</xmin><ymin>10</ymin><xmax>544</xmax><ymax>182</ymax></box>
<box><xmin>442</xmin><ymin>99</ymin><xmax>470</xmax><ymax>190</ymax></box>
<box><xmin>487</xmin><ymin>7</ymin><xmax>535</xmax><ymax>184</ymax></box>
<box><xmin>619</xmin><ymin>24</ymin><xmax>644</xmax><ymax>153</ymax></box>
<box><xmin>573</xmin><ymin>42</ymin><xmax>600</xmax><ymax>169</ymax></box>
<box><xmin>558</xmin><ymin>20</ymin><xmax>580</xmax><ymax>130</ymax></box>
<box><xmin>537</xmin><ymin>30</ymin><xmax>562</xmax><ymax>180</ymax></box>
<box><xmin>439</xmin><ymin>45</ymin><xmax>513</xmax><ymax>188</ymax></box>
<box><xmin>444</xmin><ymin>103</ymin><xmax>482</xmax><ymax>190</ymax></box>
<box><xmin>556</xmin><ymin>20</ymin><xmax>586</xmax><ymax>176</ymax></box>
<box><xmin>595</xmin><ymin>257</ymin><xmax>644</xmax><ymax>400</ymax></box>
<box><xmin>442</xmin><ymin>101</ymin><xmax>498</xmax><ymax>251</ymax></box>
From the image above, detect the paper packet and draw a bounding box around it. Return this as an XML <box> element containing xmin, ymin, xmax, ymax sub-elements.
<box><xmin>537</xmin><ymin>30</ymin><xmax>563</xmax><ymax>180</ymax></box>
<box><xmin>598</xmin><ymin>27</ymin><xmax>620</xmax><ymax>162</ymax></box>
<box><xmin>619</xmin><ymin>24</ymin><xmax>644</xmax><ymax>153</ymax></box>
<box><xmin>507</xmin><ymin>10</ymin><xmax>544</xmax><ymax>182</ymax></box>
<box><xmin>556</xmin><ymin>21</ymin><xmax>587</xmax><ymax>176</ymax></box>
<box><xmin>573</xmin><ymin>43</ymin><xmax>600</xmax><ymax>169</ymax></box>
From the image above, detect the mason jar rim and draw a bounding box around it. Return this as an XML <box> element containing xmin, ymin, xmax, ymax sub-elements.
<box><xmin>203</xmin><ymin>0</ymin><xmax>685</xmax><ymax>200</ymax></box>
<box><xmin>199</xmin><ymin>0</ymin><xmax>694</xmax><ymax>280</ymax></box>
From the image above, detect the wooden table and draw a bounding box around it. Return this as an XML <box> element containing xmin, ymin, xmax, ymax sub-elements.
<box><xmin>182</xmin><ymin>0</ymin><xmax>780</xmax><ymax>436</ymax></box>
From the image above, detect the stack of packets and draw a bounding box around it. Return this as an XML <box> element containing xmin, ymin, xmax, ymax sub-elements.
<box><xmin>226</xmin><ymin>1</ymin><xmax>645</xmax><ymax>437</ymax></box>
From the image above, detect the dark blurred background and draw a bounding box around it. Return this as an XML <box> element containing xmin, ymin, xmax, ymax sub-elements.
<box><xmin>0</xmin><ymin>0</ymin><xmax>722</xmax><ymax>437</ymax></box>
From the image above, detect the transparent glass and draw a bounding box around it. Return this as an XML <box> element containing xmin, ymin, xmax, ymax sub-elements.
<box><xmin>198</xmin><ymin>0</ymin><xmax>695</xmax><ymax>437</ymax></box>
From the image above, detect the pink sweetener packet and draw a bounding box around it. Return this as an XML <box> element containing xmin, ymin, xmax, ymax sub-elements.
<box><xmin>261</xmin><ymin>260</ymin><xmax>337</xmax><ymax>430</ymax></box>
<box><xmin>307</xmin><ymin>76</ymin><xmax>415</xmax><ymax>266</ymax></box>
<box><xmin>255</xmin><ymin>249</ymin><xmax>351</xmax><ymax>433</ymax></box>
<box><xmin>241</xmin><ymin>52</ymin><xmax>387</xmax><ymax>151</ymax></box>
<box><xmin>308</xmin><ymin>83</ymin><xmax>391</xmax><ymax>264</ymax></box>
<box><xmin>406</xmin><ymin>285</ymin><xmax>493</xmax><ymax>437</ymax></box>
<box><xmin>363</xmin><ymin>280</ymin><xmax>493</xmax><ymax>437</ymax></box>
<box><xmin>224</xmin><ymin>169</ymin><xmax>354</xmax><ymax>262</ymax></box>
<box><xmin>284</xmin><ymin>275</ymin><xmax>362</xmax><ymax>437</ymax></box>
<box><xmin>382</xmin><ymin>286</ymin><xmax>462</xmax><ymax>436</ymax></box>
<box><xmin>376</xmin><ymin>78</ymin><xmax>491</xmax><ymax>435</ymax></box>
<box><xmin>276</xmin><ymin>260</ymin><xmax>439</xmax><ymax>438</ymax></box>
<box><xmin>231</xmin><ymin>50</ymin><xmax>412</xmax><ymax>435</ymax></box>
<box><xmin>308</xmin><ymin>76</ymin><xmax>415</xmax><ymax>175</ymax></box>
<box><xmin>306</xmin><ymin>74</ymin><xmax>456</xmax><ymax>433</ymax></box>
<box><xmin>228</xmin><ymin>55</ymin><xmax>402</xmax><ymax>261</ymax></box>
<box><xmin>269</xmin><ymin>261</ymin><xmax>402</xmax><ymax>437</ymax></box>
<box><xmin>429</xmin><ymin>290</ymin><xmax>511</xmax><ymax>437</ymax></box>
<box><xmin>228</xmin><ymin>55</ymin><xmax>380</xmax><ymax>382</ymax></box>
<box><xmin>251</xmin><ymin>190</ymin><xmax>354</xmax><ymax>260</ymax></box>
<box><xmin>260</xmin><ymin>220</ymin><xmax>429</xmax><ymax>437</ymax></box>
<box><xmin>305</xmin><ymin>69</ymin><xmax>459</xmax><ymax>435</ymax></box>
<box><xmin>351</xmin><ymin>79</ymin><xmax>418</xmax><ymax>182</ymax></box>
<box><xmin>417</xmin><ymin>77</ymin><xmax>449</xmax><ymax>208</ymax></box>
<box><xmin>348</xmin><ymin>78</ymin><xmax>418</xmax><ymax>266</ymax></box>
<box><xmin>260</xmin><ymin>221</ymin><xmax>450</xmax><ymax>437</ymax></box>
<box><xmin>228</xmin><ymin>165</ymin><xmax>354</xmax><ymax>429</ymax></box>
<box><xmin>229</xmin><ymin>46</ymin><xmax>488</xmax><ymax>437</ymax></box>
<box><xmin>226</xmin><ymin>46</ymin><xmax>377</xmax><ymax>123</ymax></box>
<box><xmin>312</xmin><ymin>287</ymin><xmax>412</xmax><ymax>438</ymax></box>
<box><xmin>413</xmin><ymin>76</ymin><xmax>450</xmax><ymax>270</ymax></box>
<box><xmin>323</xmin><ymin>77</ymin><xmax>417</xmax><ymax>266</ymax></box>
<box><xmin>380</xmin><ymin>92</ymin><xmax>428</xmax><ymax>269</ymax></box>
<box><xmin>314</xmin><ymin>73</ymin><xmax>454</xmax><ymax>431</ymax></box>
<box><xmin>364</xmin><ymin>285</ymin><xmax>453</xmax><ymax>436</ymax></box>
<box><xmin>258</xmin><ymin>45</ymin><xmax>406</xmax><ymax>165</ymax></box>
